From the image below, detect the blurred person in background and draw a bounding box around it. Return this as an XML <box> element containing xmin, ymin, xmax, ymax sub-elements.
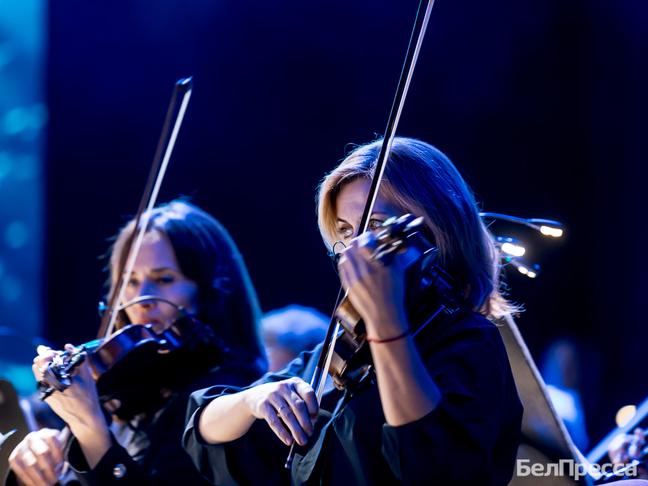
<box><xmin>261</xmin><ymin>305</ymin><xmax>328</xmax><ymax>372</ymax></box>
<box><xmin>541</xmin><ymin>338</ymin><xmax>589</xmax><ymax>451</ymax></box>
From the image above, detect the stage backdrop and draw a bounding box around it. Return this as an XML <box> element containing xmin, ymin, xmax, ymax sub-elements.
<box><xmin>45</xmin><ymin>0</ymin><xmax>648</xmax><ymax>444</ymax></box>
<box><xmin>0</xmin><ymin>0</ymin><xmax>45</xmax><ymax>395</ymax></box>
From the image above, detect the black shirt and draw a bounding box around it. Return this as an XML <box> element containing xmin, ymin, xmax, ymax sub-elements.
<box><xmin>69</xmin><ymin>361</ymin><xmax>262</xmax><ymax>486</ymax></box>
<box><xmin>5</xmin><ymin>362</ymin><xmax>262</xmax><ymax>486</ymax></box>
<box><xmin>183</xmin><ymin>311</ymin><xmax>523</xmax><ymax>485</ymax></box>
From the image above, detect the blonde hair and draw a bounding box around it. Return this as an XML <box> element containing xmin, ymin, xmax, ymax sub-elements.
<box><xmin>317</xmin><ymin>137</ymin><xmax>512</xmax><ymax>318</ymax></box>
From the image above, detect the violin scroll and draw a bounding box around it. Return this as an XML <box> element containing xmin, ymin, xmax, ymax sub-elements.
<box><xmin>38</xmin><ymin>348</ymin><xmax>88</xmax><ymax>398</ymax></box>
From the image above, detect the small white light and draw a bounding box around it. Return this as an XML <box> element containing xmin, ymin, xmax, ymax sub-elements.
<box><xmin>517</xmin><ymin>265</ymin><xmax>528</xmax><ymax>275</ymax></box>
<box><xmin>615</xmin><ymin>405</ymin><xmax>637</xmax><ymax>428</ymax></box>
<box><xmin>527</xmin><ymin>271</ymin><xmax>537</xmax><ymax>279</ymax></box>
<box><xmin>540</xmin><ymin>225</ymin><xmax>563</xmax><ymax>238</ymax></box>
<box><xmin>501</xmin><ymin>242</ymin><xmax>526</xmax><ymax>257</ymax></box>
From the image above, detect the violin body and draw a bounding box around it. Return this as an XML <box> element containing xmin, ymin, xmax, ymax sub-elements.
<box><xmin>40</xmin><ymin>315</ymin><xmax>225</xmax><ymax>419</ymax></box>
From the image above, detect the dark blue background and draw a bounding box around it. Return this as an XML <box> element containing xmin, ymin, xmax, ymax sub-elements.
<box><xmin>44</xmin><ymin>0</ymin><xmax>648</xmax><ymax>445</ymax></box>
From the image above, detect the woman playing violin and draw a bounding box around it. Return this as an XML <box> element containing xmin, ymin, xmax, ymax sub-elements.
<box><xmin>7</xmin><ymin>200</ymin><xmax>266</xmax><ymax>486</ymax></box>
<box><xmin>183</xmin><ymin>137</ymin><xmax>523</xmax><ymax>485</ymax></box>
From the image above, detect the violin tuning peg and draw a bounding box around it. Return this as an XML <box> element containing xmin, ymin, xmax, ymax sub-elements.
<box><xmin>382</xmin><ymin>216</ymin><xmax>397</xmax><ymax>227</ymax></box>
<box><xmin>406</xmin><ymin>216</ymin><xmax>425</xmax><ymax>230</ymax></box>
<box><xmin>396</xmin><ymin>213</ymin><xmax>413</xmax><ymax>224</ymax></box>
<box><xmin>385</xmin><ymin>214</ymin><xmax>412</xmax><ymax>237</ymax></box>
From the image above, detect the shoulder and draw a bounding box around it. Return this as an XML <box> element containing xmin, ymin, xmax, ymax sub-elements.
<box><xmin>418</xmin><ymin>311</ymin><xmax>515</xmax><ymax>393</ymax></box>
<box><xmin>422</xmin><ymin>310</ymin><xmax>506</xmax><ymax>356</ymax></box>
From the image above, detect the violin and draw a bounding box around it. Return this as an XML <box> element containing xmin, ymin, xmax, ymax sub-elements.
<box><xmin>328</xmin><ymin>213</ymin><xmax>463</xmax><ymax>390</ymax></box>
<box><xmin>39</xmin><ymin>298</ymin><xmax>227</xmax><ymax>419</ymax></box>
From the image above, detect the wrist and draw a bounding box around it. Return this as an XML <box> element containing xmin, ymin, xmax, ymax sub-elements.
<box><xmin>367</xmin><ymin>328</ymin><xmax>412</xmax><ymax>343</ymax></box>
<box><xmin>69</xmin><ymin>412</ymin><xmax>109</xmax><ymax>441</ymax></box>
<box><xmin>240</xmin><ymin>388</ymin><xmax>259</xmax><ymax>419</ymax></box>
<box><xmin>364</xmin><ymin>311</ymin><xmax>409</xmax><ymax>341</ymax></box>
<box><xmin>73</xmin><ymin>424</ymin><xmax>112</xmax><ymax>470</ymax></box>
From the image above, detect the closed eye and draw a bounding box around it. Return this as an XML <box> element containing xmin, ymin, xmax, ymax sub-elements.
<box><xmin>155</xmin><ymin>275</ymin><xmax>175</xmax><ymax>284</ymax></box>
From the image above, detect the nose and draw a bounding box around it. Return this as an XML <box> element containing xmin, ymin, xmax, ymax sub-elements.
<box><xmin>131</xmin><ymin>280</ymin><xmax>159</xmax><ymax>309</ymax></box>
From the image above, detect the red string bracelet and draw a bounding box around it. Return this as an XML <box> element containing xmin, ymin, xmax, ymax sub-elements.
<box><xmin>366</xmin><ymin>328</ymin><xmax>412</xmax><ymax>344</ymax></box>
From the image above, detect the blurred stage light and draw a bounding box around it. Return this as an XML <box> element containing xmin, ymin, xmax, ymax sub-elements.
<box><xmin>0</xmin><ymin>0</ymin><xmax>45</xmax><ymax>391</ymax></box>
<box><xmin>615</xmin><ymin>405</ymin><xmax>637</xmax><ymax>428</ymax></box>
<box><xmin>480</xmin><ymin>212</ymin><xmax>565</xmax><ymax>238</ymax></box>
<box><xmin>0</xmin><ymin>152</ymin><xmax>12</xmax><ymax>179</ymax></box>
<box><xmin>539</xmin><ymin>225</ymin><xmax>564</xmax><ymax>238</ymax></box>
<box><xmin>3</xmin><ymin>107</ymin><xmax>31</xmax><ymax>135</ymax></box>
<box><xmin>515</xmin><ymin>264</ymin><xmax>536</xmax><ymax>278</ymax></box>
<box><xmin>499</xmin><ymin>239</ymin><xmax>526</xmax><ymax>257</ymax></box>
<box><xmin>5</xmin><ymin>221</ymin><xmax>28</xmax><ymax>248</ymax></box>
<box><xmin>1</xmin><ymin>275</ymin><xmax>22</xmax><ymax>302</ymax></box>
<box><xmin>0</xmin><ymin>41</ymin><xmax>14</xmax><ymax>69</ymax></box>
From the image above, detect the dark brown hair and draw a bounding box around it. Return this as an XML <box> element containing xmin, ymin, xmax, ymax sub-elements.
<box><xmin>109</xmin><ymin>200</ymin><xmax>266</xmax><ymax>364</ymax></box>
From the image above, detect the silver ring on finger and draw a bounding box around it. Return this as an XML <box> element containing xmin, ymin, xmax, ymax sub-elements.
<box><xmin>276</xmin><ymin>404</ymin><xmax>289</xmax><ymax>416</ymax></box>
<box><xmin>22</xmin><ymin>451</ymin><xmax>37</xmax><ymax>468</ymax></box>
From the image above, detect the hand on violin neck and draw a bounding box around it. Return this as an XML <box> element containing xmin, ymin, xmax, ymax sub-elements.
<box><xmin>31</xmin><ymin>345</ymin><xmax>111</xmax><ymax>470</ymax></box>
<box><xmin>337</xmin><ymin>232</ymin><xmax>409</xmax><ymax>338</ymax></box>
<box><xmin>32</xmin><ymin>345</ymin><xmax>57</xmax><ymax>383</ymax></box>
<box><xmin>34</xmin><ymin>345</ymin><xmax>107</xmax><ymax>438</ymax></box>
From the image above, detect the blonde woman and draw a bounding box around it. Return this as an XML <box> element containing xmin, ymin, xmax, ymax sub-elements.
<box><xmin>184</xmin><ymin>138</ymin><xmax>522</xmax><ymax>485</ymax></box>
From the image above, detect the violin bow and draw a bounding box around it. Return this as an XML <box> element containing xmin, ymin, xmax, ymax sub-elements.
<box><xmin>285</xmin><ymin>0</ymin><xmax>436</xmax><ymax>468</ymax></box>
<box><xmin>97</xmin><ymin>77</ymin><xmax>193</xmax><ymax>339</ymax></box>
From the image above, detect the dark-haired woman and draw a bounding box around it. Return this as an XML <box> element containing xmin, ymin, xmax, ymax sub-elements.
<box><xmin>184</xmin><ymin>138</ymin><xmax>523</xmax><ymax>485</ymax></box>
<box><xmin>7</xmin><ymin>201</ymin><xmax>266</xmax><ymax>486</ymax></box>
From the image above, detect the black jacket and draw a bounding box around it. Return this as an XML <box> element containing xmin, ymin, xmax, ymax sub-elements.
<box><xmin>6</xmin><ymin>362</ymin><xmax>262</xmax><ymax>486</ymax></box>
<box><xmin>183</xmin><ymin>311</ymin><xmax>523</xmax><ymax>485</ymax></box>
